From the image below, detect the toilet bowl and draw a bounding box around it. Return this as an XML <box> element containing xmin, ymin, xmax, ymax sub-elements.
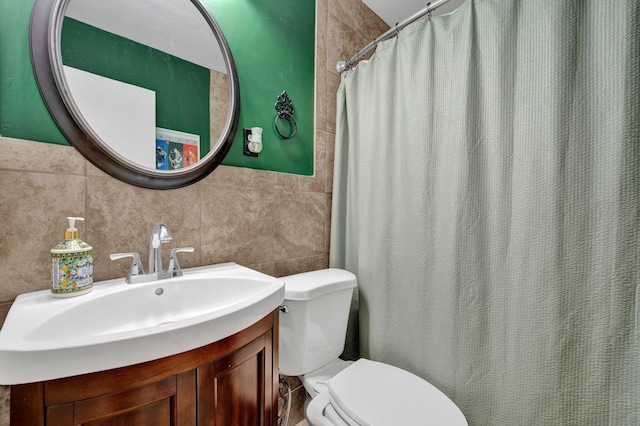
<box><xmin>279</xmin><ymin>269</ymin><xmax>467</xmax><ymax>426</ymax></box>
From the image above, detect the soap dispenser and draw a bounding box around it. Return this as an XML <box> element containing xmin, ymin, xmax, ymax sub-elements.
<box><xmin>50</xmin><ymin>217</ymin><xmax>93</xmax><ymax>298</ymax></box>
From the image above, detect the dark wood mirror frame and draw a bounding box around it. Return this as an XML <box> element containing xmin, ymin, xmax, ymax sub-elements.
<box><xmin>30</xmin><ymin>0</ymin><xmax>240</xmax><ymax>190</ymax></box>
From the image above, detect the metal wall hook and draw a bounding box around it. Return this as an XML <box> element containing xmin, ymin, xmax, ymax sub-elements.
<box><xmin>274</xmin><ymin>90</ymin><xmax>297</xmax><ymax>139</ymax></box>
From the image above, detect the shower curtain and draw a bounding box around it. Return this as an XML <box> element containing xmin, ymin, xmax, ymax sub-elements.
<box><xmin>330</xmin><ymin>0</ymin><xmax>639</xmax><ymax>424</ymax></box>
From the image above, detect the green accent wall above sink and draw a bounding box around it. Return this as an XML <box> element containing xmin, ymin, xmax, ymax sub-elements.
<box><xmin>0</xmin><ymin>0</ymin><xmax>315</xmax><ymax>176</ymax></box>
<box><xmin>206</xmin><ymin>0</ymin><xmax>315</xmax><ymax>175</ymax></box>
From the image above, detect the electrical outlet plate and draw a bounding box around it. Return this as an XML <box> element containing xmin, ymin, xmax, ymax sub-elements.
<box><xmin>243</xmin><ymin>128</ymin><xmax>258</xmax><ymax>157</ymax></box>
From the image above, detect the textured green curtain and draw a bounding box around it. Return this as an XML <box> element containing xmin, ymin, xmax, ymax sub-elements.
<box><xmin>330</xmin><ymin>0</ymin><xmax>639</xmax><ymax>424</ymax></box>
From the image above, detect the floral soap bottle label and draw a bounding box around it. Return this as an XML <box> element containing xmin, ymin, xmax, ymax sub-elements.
<box><xmin>51</xmin><ymin>243</ymin><xmax>93</xmax><ymax>296</ymax></box>
<box><xmin>50</xmin><ymin>217</ymin><xmax>93</xmax><ymax>298</ymax></box>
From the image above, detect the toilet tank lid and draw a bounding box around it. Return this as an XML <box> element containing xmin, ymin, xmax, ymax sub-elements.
<box><xmin>281</xmin><ymin>268</ymin><xmax>357</xmax><ymax>301</ymax></box>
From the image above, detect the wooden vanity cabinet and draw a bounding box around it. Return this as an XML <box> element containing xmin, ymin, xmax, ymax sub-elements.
<box><xmin>10</xmin><ymin>310</ymin><xmax>279</xmax><ymax>426</ymax></box>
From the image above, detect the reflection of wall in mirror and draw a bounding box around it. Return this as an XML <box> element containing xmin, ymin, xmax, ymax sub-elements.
<box><xmin>64</xmin><ymin>66</ymin><xmax>156</xmax><ymax>169</ymax></box>
<box><xmin>210</xmin><ymin>71</ymin><xmax>230</xmax><ymax>149</ymax></box>
<box><xmin>61</xmin><ymin>17</ymin><xmax>211</xmax><ymax>162</ymax></box>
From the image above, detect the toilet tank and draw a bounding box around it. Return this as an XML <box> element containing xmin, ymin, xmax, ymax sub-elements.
<box><xmin>279</xmin><ymin>269</ymin><xmax>357</xmax><ymax>376</ymax></box>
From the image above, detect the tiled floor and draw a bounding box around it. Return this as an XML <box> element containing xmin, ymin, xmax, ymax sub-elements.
<box><xmin>279</xmin><ymin>375</ymin><xmax>308</xmax><ymax>425</ymax></box>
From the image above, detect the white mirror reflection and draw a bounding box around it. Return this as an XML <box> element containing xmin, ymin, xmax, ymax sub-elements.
<box><xmin>61</xmin><ymin>0</ymin><xmax>231</xmax><ymax>172</ymax></box>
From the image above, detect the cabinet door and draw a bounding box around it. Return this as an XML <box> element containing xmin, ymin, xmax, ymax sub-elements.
<box><xmin>197</xmin><ymin>330</ymin><xmax>274</xmax><ymax>426</ymax></box>
<box><xmin>45</xmin><ymin>372</ymin><xmax>196</xmax><ymax>426</ymax></box>
<box><xmin>10</xmin><ymin>311</ymin><xmax>278</xmax><ymax>426</ymax></box>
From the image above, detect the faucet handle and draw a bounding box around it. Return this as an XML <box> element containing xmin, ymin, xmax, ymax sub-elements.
<box><xmin>166</xmin><ymin>247</ymin><xmax>195</xmax><ymax>277</ymax></box>
<box><xmin>110</xmin><ymin>252</ymin><xmax>145</xmax><ymax>284</ymax></box>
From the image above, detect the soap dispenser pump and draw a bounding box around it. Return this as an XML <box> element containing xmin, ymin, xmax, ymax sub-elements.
<box><xmin>50</xmin><ymin>217</ymin><xmax>93</xmax><ymax>298</ymax></box>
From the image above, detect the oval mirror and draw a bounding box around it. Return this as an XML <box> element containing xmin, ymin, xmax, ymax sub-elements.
<box><xmin>30</xmin><ymin>0</ymin><xmax>240</xmax><ymax>189</ymax></box>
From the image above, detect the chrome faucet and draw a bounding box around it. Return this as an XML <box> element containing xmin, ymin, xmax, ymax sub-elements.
<box><xmin>110</xmin><ymin>223</ymin><xmax>194</xmax><ymax>284</ymax></box>
<box><xmin>148</xmin><ymin>223</ymin><xmax>173</xmax><ymax>275</ymax></box>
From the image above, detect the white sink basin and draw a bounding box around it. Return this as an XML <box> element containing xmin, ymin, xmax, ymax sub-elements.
<box><xmin>0</xmin><ymin>262</ymin><xmax>284</xmax><ymax>384</ymax></box>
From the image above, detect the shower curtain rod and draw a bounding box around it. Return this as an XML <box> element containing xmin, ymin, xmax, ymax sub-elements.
<box><xmin>336</xmin><ymin>0</ymin><xmax>454</xmax><ymax>74</ymax></box>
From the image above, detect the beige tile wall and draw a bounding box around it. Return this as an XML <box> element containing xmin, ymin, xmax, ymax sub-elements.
<box><xmin>0</xmin><ymin>0</ymin><xmax>387</xmax><ymax>423</ymax></box>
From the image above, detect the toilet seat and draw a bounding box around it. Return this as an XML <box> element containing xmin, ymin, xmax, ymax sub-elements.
<box><xmin>309</xmin><ymin>359</ymin><xmax>467</xmax><ymax>426</ymax></box>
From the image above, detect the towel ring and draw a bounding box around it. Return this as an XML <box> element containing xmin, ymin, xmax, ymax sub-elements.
<box><xmin>274</xmin><ymin>112</ymin><xmax>297</xmax><ymax>139</ymax></box>
<box><xmin>274</xmin><ymin>90</ymin><xmax>297</xmax><ymax>139</ymax></box>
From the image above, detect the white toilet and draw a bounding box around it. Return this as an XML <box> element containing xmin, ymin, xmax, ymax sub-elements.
<box><xmin>279</xmin><ymin>268</ymin><xmax>468</xmax><ymax>426</ymax></box>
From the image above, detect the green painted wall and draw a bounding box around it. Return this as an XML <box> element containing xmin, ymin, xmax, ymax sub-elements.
<box><xmin>0</xmin><ymin>0</ymin><xmax>315</xmax><ymax>176</ymax></box>
<box><xmin>205</xmin><ymin>0</ymin><xmax>315</xmax><ymax>175</ymax></box>
<box><xmin>61</xmin><ymin>18</ymin><xmax>212</xmax><ymax>156</ymax></box>
<box><xmin>0</xmin><ymin>0</ymin><xmax>67</xmax><ymax>145</ymax></box>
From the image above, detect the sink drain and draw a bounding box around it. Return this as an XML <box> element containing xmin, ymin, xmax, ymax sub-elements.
<box><xmin>155</xmin><ymin>288</ymin><xmax>164</xmax><ymax>295</ymax></box>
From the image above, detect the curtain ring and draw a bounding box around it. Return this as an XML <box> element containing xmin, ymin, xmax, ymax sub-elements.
<box><xmin>274</xmin><ymin>111</ymin><xmax>297</xmax><ymax>139</ymax></box>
